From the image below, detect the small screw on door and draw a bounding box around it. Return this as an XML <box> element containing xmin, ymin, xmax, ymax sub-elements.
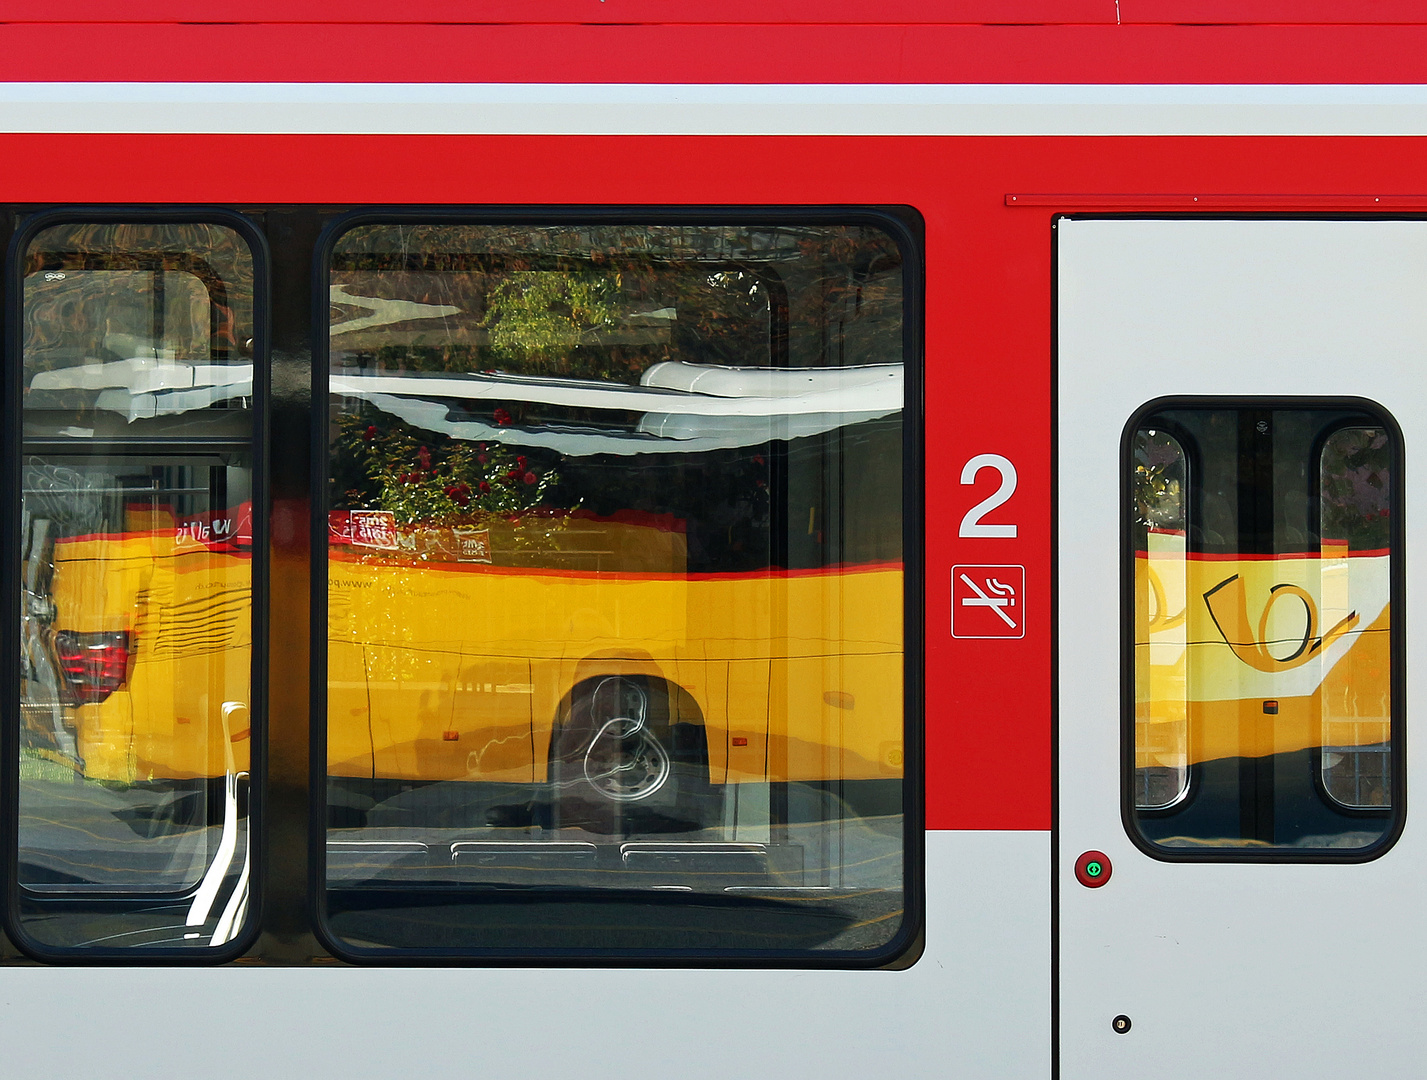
<box><xmin>1112</xmin><ymin>1015</ymin><xmax>1132</xmax><ymax>1034</ymax></box>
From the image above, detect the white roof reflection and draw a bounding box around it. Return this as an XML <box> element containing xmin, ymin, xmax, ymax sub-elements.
<box><xmin>334</xmin><ymin>362</ymin><xmax>902</xmax><ymax>455</ymax></box>
<box><xmin>30</xmin><ymin>357</ymin><xmax>253</xmax><ymax>422</ymax></box>
<box><xmin>332</xmin><ymin>361</ymin><xmax>901</xmax><ymax>416</ymax></box>
<box><xmin>30</xmin><ymin>357</ymin><xmax>252</xmax><ymax>394</ymax></box>
<box><xmin>28</xmin><ymin>357</ymin><xmax>902</xmax><ymax>454</ymax></box>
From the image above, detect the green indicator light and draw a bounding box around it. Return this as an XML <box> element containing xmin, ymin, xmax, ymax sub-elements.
<box><xmin>1086</xmin><ymin>862</ymin><xmax>1102</xmax><ymax>877</ymax></box>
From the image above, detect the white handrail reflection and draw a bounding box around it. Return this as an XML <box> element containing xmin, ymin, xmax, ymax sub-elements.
<box><xmin>184</xmin><ymin>701</ymin><xmax>248</xmax><ymax>939</ymax></box>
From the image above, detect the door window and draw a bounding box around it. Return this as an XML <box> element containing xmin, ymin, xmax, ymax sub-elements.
<box><xmin>1127</xmin><ymin>401</ymin><xmax>1400</xmax><ymax>856</ymax></box>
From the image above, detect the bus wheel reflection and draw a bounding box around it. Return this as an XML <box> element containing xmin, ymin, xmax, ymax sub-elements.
<box><xmin>550</xmin><ymin>675</ymin><xmax>721</xmax><ymax>836</ymax></box>
<box><xmin>581</xmin><ymin>682</ymin><xmax>673</xmax><ymax>802</ymax></box>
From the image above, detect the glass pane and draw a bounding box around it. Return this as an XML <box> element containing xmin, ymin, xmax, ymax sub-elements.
<box><xmin>1131</xmin><ymin>429</ymin><xmax>1189</xmax><ymax>810</ymax></box>
<box><xmin>17</xmin><ymin>222</ymin><xmax>256</xmax><ymax>951</ymax></box>
<box><xmin>324</xmin><ymin>221</ymin><xmax>908</xmax><ymax>956</ymax></box>
<box><xmin>1127</xmin><ymin>406</ymin><xmax>1395</xmax><ymax>854</ymax></box>
<box><xmin>1319</xmin><ymin>428</ymin><xmax>1392</xmax><ymax>809</ymax></box>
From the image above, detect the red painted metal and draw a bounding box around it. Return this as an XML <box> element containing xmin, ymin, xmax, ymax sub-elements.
<box><xmin>7</xmin><ymin>0</ymin><xmax>1427</xmax><ymax>25</ymax></box>
<box><xmin>0</xmin><ymin>0</ymin><xmax>1121</xmax><ymax>24</ymax></box>
<box><xmin>1008</xmin><ymin>194</ymin><xmax>1427</xmax><ymax>209</ymax></box>
<box><xmin>6</xmin><ymin>130</ymin><xmax>1427</xmax><ymax>826</ymax></box>
<box><xmin>4</xmin><ymin>22</ymin><xmax>1427</xmax><ymax>83</ymax></box>
<box><xmin>8</xmin><ymin>0</ymin><xmax>1427</xmax><ymax>834</ymax></box>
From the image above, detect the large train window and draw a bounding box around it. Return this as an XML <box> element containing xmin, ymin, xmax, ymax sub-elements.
<box><xmin>316</xmin><ymin>212</ymin><xmax>919</xmax><ymax>961</ymax></box>
<box><xmin>6</xmin><ymin>213</ymin><xmax>266</xmax><ymax>957</ymax></box>
<box><xmin>1126</xmin><ymin>400</ymin><xmax>1402</xmax><ymax>857</ymax></box>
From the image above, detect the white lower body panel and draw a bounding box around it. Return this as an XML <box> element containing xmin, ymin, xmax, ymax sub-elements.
<box><xmin>0</xmin><ymin>830</ymin><xmax>1050</xmax><ymax>1079</ymax></box>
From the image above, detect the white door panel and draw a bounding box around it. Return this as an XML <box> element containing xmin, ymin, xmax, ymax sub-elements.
<box><xmin>1058</xmin><ymin>218</ymin><xmax>1427</xmax><ymax>1077</ymax></box>
<box><xmin>0</xmin><ymin>830</ymin><xmax>1050</xmax><ymax>1079</ymax></box>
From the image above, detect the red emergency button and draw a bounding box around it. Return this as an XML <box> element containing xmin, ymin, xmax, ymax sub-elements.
<box><xmin>1075</xmin><ymin>850</ymin><xmax>1112</xmax><ymax>888</ymax></box>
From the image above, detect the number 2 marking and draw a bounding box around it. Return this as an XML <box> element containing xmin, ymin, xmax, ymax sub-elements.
<box><xmin>959</xmin><ymin>454</ymin><xmax>1018</xmax><ymax>538</ymax></box>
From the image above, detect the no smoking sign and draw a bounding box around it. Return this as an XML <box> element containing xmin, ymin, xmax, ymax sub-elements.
<box><xmin>951</xmin><ymin>564</ymin><xmax>1026</xmax><ymax>639</ymax></box>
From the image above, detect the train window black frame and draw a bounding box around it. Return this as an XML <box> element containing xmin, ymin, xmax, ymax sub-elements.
<box><xmin>1120</xmin><ymin>396</ymin><xmax>1405</xmax><ymax>863</ymax></box>
<box><xmin>1</xmin><ymin>207</ymin><xmax>271</xmax><ymax>963</ymax></box>
<box><xmin>308</xmin><ymin>206</ymin><xmax>925</xmax><ymax>967</ymax></box>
